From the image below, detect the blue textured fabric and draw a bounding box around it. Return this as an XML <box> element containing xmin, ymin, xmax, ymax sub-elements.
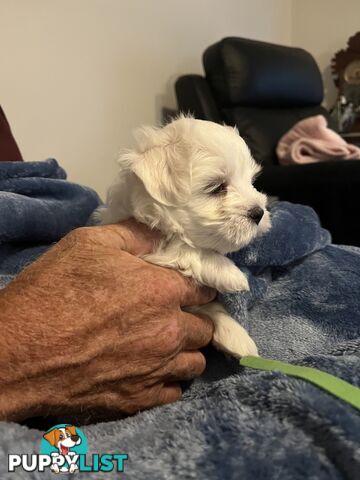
<box><xmin>0</xmin><ymin>159</ymin><xmax>100</xmax><ymax>278</ymax></box>
<box><xmin>0</xmin><ymin>161</ymin><xmax>359</xmax><ymax>480</ymax></box>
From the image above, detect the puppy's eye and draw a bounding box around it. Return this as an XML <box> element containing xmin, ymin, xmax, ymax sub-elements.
<box><xmin>207</xmin><ymin>182</ymin><xmax>227</xmax><ymax>195</ymax></box>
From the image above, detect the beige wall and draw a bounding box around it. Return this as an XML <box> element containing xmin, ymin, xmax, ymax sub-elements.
<box><xmin>0</xmin><ymin>0</ymin><xmax>292</xmax><ymax>198</ymax></box>
<box><xmin>292</xmin><ymin>0</ymin><xmax>360</xmax><ymax>109</ymax></box>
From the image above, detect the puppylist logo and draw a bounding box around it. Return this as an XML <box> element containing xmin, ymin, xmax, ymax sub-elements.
<box><xmin>8</xmin><ymin>424</ymin><xmax>128</xmax><ymax>474</ymax></box>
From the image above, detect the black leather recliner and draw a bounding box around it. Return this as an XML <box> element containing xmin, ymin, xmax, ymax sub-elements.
<box><xmin>175</xmin><ymin>37</ymin><xmax>360</xmax><ymax>246</ymax></box>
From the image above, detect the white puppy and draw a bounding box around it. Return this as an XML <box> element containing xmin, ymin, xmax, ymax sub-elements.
<box><xmin>96</xmin><ymin>116</ymin><xmax>271</xmax><ymax>358</ymax></box>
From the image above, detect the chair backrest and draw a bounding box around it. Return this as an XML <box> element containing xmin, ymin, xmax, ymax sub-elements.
<box><xmin>200</xmin><ymin>37</ymin><xmax>333</xmax><ymax>165</ymax></box>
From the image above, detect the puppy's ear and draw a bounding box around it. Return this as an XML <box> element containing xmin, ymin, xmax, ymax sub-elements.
<box><xmin>66</xmin><ymin>425</ymin><xmax>77</xmax><ymax>436</ymax></box>
<box><xmin>131</xmin><ymin>121</ymin><xmax>192</xmax><ymax>206</ymax></box>
<box><xmin>43</xmin><ymin>429</ymin><xmax>58</xmax><ymax>446</ymax></box>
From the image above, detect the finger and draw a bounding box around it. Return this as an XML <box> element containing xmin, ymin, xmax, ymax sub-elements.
<box><xmin>166</xmin><ymin>271</ymin><xmax>216</xmax><ymax>307</ymax></box>
<box><xmin>180</xmin><ymin>311</ymin><xmax>214</xmax><ymax>350</ymax></box>
<box><xmin>80</xmin><ymin>382</ymin><xmax>182</xmax><ymax>412</ymax></box>
<box><xmin>100</xmin><ymin>219</ymin><xmax>161</xmax><ymax>256</ymax></box>
<box><xmin>162</xmin><ymin>351</ymin><xmax>206</xmax><ymax>381</ymax></box>
<box><xmin>155</xmin><ymin>383</ymin><xmax>182</xmax><ymax>406</ymax></box>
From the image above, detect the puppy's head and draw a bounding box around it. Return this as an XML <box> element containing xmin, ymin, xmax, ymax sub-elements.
<box><xmin>43</xmin><ymin>425</ymin><xmax>81</xmax><ymax>454</ymax></box>
<box><xmin>126</xmin><ymin>116</ymin><xmax>271</xmax><ymax>254</ymax></box>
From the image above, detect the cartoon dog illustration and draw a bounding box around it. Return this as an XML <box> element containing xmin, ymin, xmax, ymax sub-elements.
<box><xmin>43</xmin><ymin>425</ymin><xmax>81</xmax><ymax>474</ymax></box>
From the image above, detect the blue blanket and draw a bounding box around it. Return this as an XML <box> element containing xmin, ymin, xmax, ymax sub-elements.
<box><xmin>0</xmin><ymin>159</ymin><xmax>100</xmax><ymax>278</ymax></box>
<box><xmin>0</xmin><ymin>160</ymin><xmax>359</xmax><ymax>480</ymax></box>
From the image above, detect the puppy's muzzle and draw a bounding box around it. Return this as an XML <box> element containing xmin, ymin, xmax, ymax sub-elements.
<box><xmin>248</xmin><ymin>207</ymin><xmax>264</xmax><ymax>225</ymax></box>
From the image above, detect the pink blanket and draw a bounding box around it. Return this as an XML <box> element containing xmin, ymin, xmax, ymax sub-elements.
<box><xmin>276</xmin><ymin>115</ymin><xmax>360</xmax><ymax>165</ymax></box>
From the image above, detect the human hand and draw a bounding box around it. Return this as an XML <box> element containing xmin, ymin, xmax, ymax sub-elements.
<box><xmin>0</xmin><ymin>220</ymin><xmax>215</xmax><ymax>422</ymax></box>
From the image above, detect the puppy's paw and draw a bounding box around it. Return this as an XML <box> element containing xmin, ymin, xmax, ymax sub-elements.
<box><xmin>69</xmin><ymin>464</ymin><xmax>78</xmax><ymax>474</ymax></box>
<box><xmin>258</xmin><ymin>209</ymin><xmax>272</xmax><ymax>236</ymax></box>
<box><xmin>50</xmin><ymin>464</ymin><xmax>60</xmax><ymax>474</ymax></box>
<box><xmin>212</xmin><ymin>314</ymin><xmax>258</xmax><ymax>358</ymax></box>
<box><xmin>215</xmin><ymin>266</ymin><xmax>249</xmax><ymax>293</ymax></box>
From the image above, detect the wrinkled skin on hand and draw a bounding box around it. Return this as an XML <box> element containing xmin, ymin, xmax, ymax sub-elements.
<box><xmin>0</xmin><ymin>220</ymin><xmax>215</xmax><ymax>422</ymax></box>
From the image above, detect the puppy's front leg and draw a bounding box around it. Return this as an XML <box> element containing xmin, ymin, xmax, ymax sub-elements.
<box><xmin>144</xmin><ymin>242</ymin><xmax>249</xmax><ymax>293</ymax></box>
<box><xmin>187</xmin><ymin>302</ymin><xmax>258</xmax><ymax>358</ymax></box>
<box><xmin>198</xmin><ymin>254</ymin><xmax>249</xmax><ymax>293</ymax></box>
<box><xmin>145</xmin><ymin>242</ymin><xmax>256</xmax><ymax>357</ymax></box>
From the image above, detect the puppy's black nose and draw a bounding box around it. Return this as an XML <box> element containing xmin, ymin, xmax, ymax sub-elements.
<box><xmin>248</xmin><ymin>207</ymin><xmax>264</xmax><ymax>224</ymax></box>
<box><xmin>71</xmin><ymin>435</ymin><xmax>80</xmax><ymax>442</ymax></box>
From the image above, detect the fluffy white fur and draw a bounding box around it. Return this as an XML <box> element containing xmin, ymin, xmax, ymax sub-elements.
<box><xmin>95</xmin><ymin>116</ymin><xmax>271</xmax><ymax>358</ymax></box>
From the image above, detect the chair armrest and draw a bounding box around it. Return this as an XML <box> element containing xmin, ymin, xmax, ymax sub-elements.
<box><xmin>175</xmin><ymin>75</ymin><xmax>222</xmax><ymax>123</ymax></box>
